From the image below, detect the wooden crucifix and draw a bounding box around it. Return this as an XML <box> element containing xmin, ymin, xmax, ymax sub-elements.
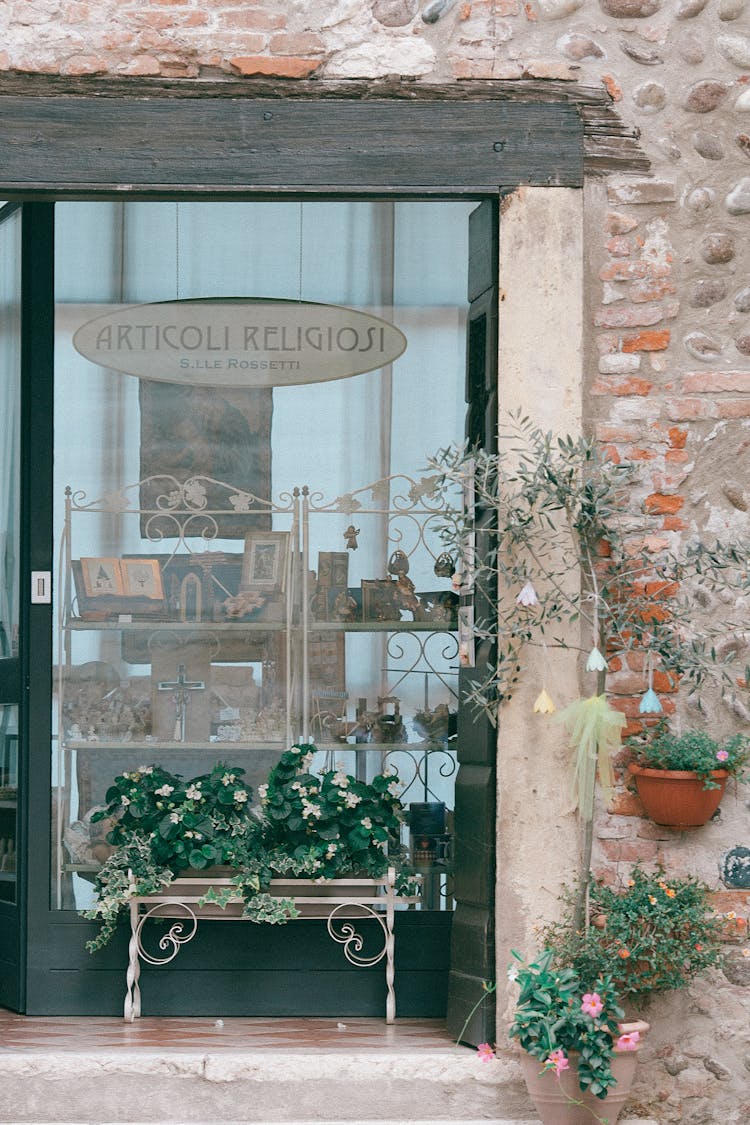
<box><xmin>157</xmin><ymin>663</ymin><xmax>206</xmax><ymax>742</ymax></box>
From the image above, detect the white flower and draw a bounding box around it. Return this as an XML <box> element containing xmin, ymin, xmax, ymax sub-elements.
<box><xmin>120</xmin><ymin>796</ymin><xmax>130</xmax><ymax>807</ymax></box>
<box><xmin>233</xmin><ymin>789</ymin><xmax>248</xmax><ymax>803</ymax></box>
<box><xmin>333</xmin><ymin>771</ymin><xmax>349</xmax><ymax>788</ymax></box>
<box><xmin>169</xmin><ymin>812</ymin><xmax>180</xmax><ymax>823</ymax></box>
<box><xmin>374</xmin><ymin>838</ymin><xmax>387</xmax><ymax>850</ymax></box>
<box><xmin>155</xmin><ymin>784</ymin><xmax>174</xmax><ymax>797</ymax></box>
<box><xmin>138</xmin><ymin>765</ymin><xmax>154</xmax><ymax>775</ymax></box>
<box><xmin>301</xmin><ymin>799</ymin><xmax>322</xmax><ymax>819</ymax></box>
<box><xmin>257</xmin><ymin>784</ymin><xmax>268</xmax><ymax>802</ymax></box>
<box><xmin>360</xmin><ymin>817</ymin><xmax>372</xmax><ymax>830</ymax></box>
<box><xmin>291</xmin><ymin>781</ymin><xmax>301</xmax><ymax>790</ymax></box>
<box><xmin>298</xmin><ymin>786</ymin><xmax>308</xmax><ymax>798</ymax></box>
<box><xmin>221</xmin><ymin>772</ymin><xmax>236</xmax><ymax>786</ymax></box>
<box><xmin>326</xmin><ymin>843</ymin><xmax>338</xmax><ymax>857</ymax></box>
<box><xmin>507</xmin><ymin>965</ymin><xmax>519</xmax><ymax>982</ymax></box>
<box><xmin>387</xmin><ymin>780</ymin><xmax>401</xmax><ymax>797</ymax></box>
<box><xmin>185</xmin><ymin>784</ymin><xmax>202</xmax><ymax>800</ymax></box>
<box><xmin>585</xmin><ymin>646</ymin><xmax>608</xmax><ymax>673</ymax></box>
<box><xmin>301</xmin><ymin>752</ymin><xmax>314</xmax><ymax>769</ymax></box>
<box><xmin>184</xmin><ymin>830</ymin><xmax>194</xmax><ymax>839</ymax></box>
<box><xmin>344</xmin><ymin>791</ymin><xmax>361</xmax><ymax>808</ymax></box>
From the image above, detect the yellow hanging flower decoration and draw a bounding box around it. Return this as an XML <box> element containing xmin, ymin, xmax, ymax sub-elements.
<box><xmin>533</xmin><ymin>688</ymin><xmax>556</xmax><ymax>714</ymax></box>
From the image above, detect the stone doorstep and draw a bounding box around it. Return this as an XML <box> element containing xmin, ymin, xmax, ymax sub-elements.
<box><xmin>0</xmin><ymin>1047</ymin><xmax>661</xmax><ymax>1124</ymax></box>
<box><xmin>0</xmin><ymin>1050</ymin><xmax>533</xmax><ymax>1124</ymax></box>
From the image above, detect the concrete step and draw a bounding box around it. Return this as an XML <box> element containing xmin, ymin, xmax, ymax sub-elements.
<box><xmin>0</xmin><ymin>1048</ymin><xmax>659</xmax><ymax>1124</ymax></box>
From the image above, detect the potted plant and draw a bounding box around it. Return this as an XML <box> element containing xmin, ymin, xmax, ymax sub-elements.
<box><xmin>82</xmin><ymin>744</ymin><xmax>411</xmax><ymax>950</ymax></box>
<box><xmin>504</xmin><ymin>866</ymin><xmax>725</xmax><ymax>1123</ymax></box>
<box><xmin>540</xmin><ymin>866</ymin><xmax>726</xmax><ymax>1004</ymax></box>
<box><xmin>508</xmin><ymin>948</ymin><xmax>646</xmax><ymax>1125</ymax></box>
<box><xmin>627</xmin><ymin>724</ymin><xmax>749</xmax><ymax>828</ymax></box>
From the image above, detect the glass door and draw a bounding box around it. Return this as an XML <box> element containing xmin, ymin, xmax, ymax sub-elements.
<box><xmin>0</xmin><ymin>204</ymin><xmax>22</xmax><ymax>1009</ymax></box>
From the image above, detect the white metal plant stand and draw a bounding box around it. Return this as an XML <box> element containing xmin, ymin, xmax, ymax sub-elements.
<box><xmin>124</xmin><ymin>867</ymin><xmax>408</xmax><ymax>1023</ymax></box>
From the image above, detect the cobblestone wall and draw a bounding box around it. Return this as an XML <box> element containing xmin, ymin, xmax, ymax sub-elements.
<box><xmin>1</xmin><ymin>2</ymin><xmax>748</xmax><ymax>1120</ymax></box>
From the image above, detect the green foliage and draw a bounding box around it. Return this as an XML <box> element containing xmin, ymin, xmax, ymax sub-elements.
<box><xmin>428</xmin><ymin>411</ymin><xmax>749</xmax><ymax>722</ymax></box>
<box><xmin>508</xmin><ymin>949</ymin><xmax>625</xmax><ymax>1099</ymax></box>
<box><xmin>540</xmin><ymin>866</ymin><xmax>725</xmax><ymax>1001</ymax></box>
<box><xmin>83</xmin><ymin>745</ymin><xmax>410</xmax><ymax>949</ymax></box>
<box><xmin>628</xmin><ymin>723</ymin><xmax>749</xmax><ymax>789</ymax></box>
<box><xmin>258</xmin><ymin>743</ymin><xmax>406</xmax><ymax>879</ymax></box>
<box><xmin>93</xmin><ymin>761</ymin><xmax>258</xmax><ymax>873</ymax></box>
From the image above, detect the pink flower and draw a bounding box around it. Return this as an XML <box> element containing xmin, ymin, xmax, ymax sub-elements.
<box><xmin>545</xmin><ymin>1048</ymin><xmax>569</xmax><ymax>1076</ymax></box>
<box><xmin>477</xmin><ymin>1042</ymin><xmax>495</xmax><ymax>1062</ymax></box>
<box><xmin>616</xmin><ymin>1031</ymin><xmax>640</xmax><ymax>1051</ymax></box>
<box><xmin>716</xmin><ymin>749</ymin><xmax>729</xmax><ymax>762</ymax></box>
<box><xmin>581</xmin><ymin>992</ymin><xmax>604</xmax><ymax>1018</ymax></box>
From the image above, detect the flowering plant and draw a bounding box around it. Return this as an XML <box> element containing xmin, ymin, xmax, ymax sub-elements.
<box><xmin>628</xmin><ymin>723</ymin><xmax>749</xmax><ymax>791</ymax></box>
<box><xmin>257</xmin><ymin>743</ymin><xmax>406</xmax><ymax>879</ymax></box>
<box><xmin>508</xmin><ymin>948</ymin><xmax>632</xmax><ymax>1099</ymax></box>
<box><xmin>540</xmin><ymin>866</ymin><xmax>726</xmax><ymax>1000</ymax></box>
<box><xmin>83</xmin><ymin>746</ymin><xmax>411</xmax><ymax>950</ymax></box>
<box><xmin>92</xmin><ymin>761</ymin><xmax>256</xmax><ymax>871</ymax></box>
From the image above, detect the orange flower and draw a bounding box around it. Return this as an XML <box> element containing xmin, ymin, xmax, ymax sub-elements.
<box><xmin>695</xmin><ymin>943</ymin><xmax>703</xmax><ymax>951</ymax></box>
<box><xmin>664</xmin><ymin>888</ymin><xmax>676</xmax><ymax>898</ymax></box>
<box><xmin>627</xmin><ymin>879</ymin><xmax>635</xmax><ymax>887</ymax></box>
<box><xmin>648</xmin><ymin>895</ymin><xmax>657</xmax><ymax>905</ymax></box>
<box><xmin>618</xmin><ymin>948</ymin><xmax>631</xmax><ymax>959</ymax></box>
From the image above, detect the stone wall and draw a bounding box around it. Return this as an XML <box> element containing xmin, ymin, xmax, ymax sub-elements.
<box><xmin>1</xmin><ymin>1</ymin><xmax>748</xmax><ymax>1121</ymax></box>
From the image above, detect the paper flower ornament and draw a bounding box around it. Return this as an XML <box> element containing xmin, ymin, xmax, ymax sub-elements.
<box><xmin>585</xmin><ymin>646</ymin><xmax>608</xmax><ymax>673</ymax></box>
<box><xmin>639</xmin><ymin>687</ymin><xmax>663</xmax><ymax>714</ymax></box>
<box><xmin>516</xmin><ymin>581</ymin><xmax>539</xmax><ymax>607</ymax></box>
<box><xmin>533</xmin><ymin>688</ymin><xmax>556</xmax><ymax>714</ymax></box>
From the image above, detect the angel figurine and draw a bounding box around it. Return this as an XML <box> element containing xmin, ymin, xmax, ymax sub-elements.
<box><xmin>343</xmin><ymin>525</ymin><xmax>360</xmax><ymax>550</ymax></box>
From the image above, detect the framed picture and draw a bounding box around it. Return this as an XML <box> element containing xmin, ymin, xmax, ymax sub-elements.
<box><xmin>121</xmin><ymin>558</ymin><xmax>164</xmax><ymax>600</ymax></box>
<box><xmin>241</xmin><ymin>532</ymin><xmax>289</xmax><ymax>591</ymax></box>
<box><xmin>361</xmin><ymin>578</ymin><xmax>400</xmax><ymax>623</ymax></box>
<box><xmin>79</xmin><ymin>557</ymin><xmax>123</xmax><ymax>598</ymax></box>
<box><xmin>73</xmin><ymin>558</ymin><xmax>167</xmax><ymax>620</ymax></box>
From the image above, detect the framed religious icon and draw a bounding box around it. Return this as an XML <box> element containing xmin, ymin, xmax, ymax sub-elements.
<box><xmin>78</xmin><ymin>557</ymin><xmax>123</xmax><ymax>598</ymax></box>
<box><xmin>241</xmin><ymin>531</ymin><xmax>289</xmax><ymax>591</ymax></box>
<box><xmin>120</xmin><ymin>558</ymin><xmax>164</xmax><ymax>600</ymax></box>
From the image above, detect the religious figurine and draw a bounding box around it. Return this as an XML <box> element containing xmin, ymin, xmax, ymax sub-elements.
<box><xmin>387</xmin><ymin>549</ymin><xmax>410</xmax><ymax>577</ymax></box>
<box><xmin>433</xmin><ymin>552</ymin><xmax>455</xmax><ymax>579</ymax></box>
<box><xmin>332</xmin><ymin>590</ymin><xmax>358</xmax><ymax>622</ymax></box>
<box><xmin>343</xmin><ymin>525</ymin><xmax>360</xmax><ymax>550</ymax></box>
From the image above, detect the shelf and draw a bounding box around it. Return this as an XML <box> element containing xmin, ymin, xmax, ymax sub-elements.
<box><xmin>64</xmin><ymin>618</ymin><xmax>286</xmax><ymax>633</ymax></box>
<box><xmin>64</xmin><ymin>617</ymin><xmax>455</xmax><ymax>635</ymax></box>
<box><xmin>63</xmin><ymin>739</ymin><xmax>288</xmax><ymax>753</ymax></box>
<box><xmin>0</xmin><ymin>800</ymin><xmax>17</xmax><ymax>810</ymax></box>
<box><xmin>0</xmin><ymin>872</ymin><xmax>16</xmax><ymax>882</ymax></box>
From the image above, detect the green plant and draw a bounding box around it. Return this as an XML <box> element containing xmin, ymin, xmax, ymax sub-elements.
<box><xmin>540</xmin><ymin>866</ymin><xmax>725</xmax><ymax>1002</ymax></box>
<box><xmin>93</xmin><ymin>760</ymin><xmax>259</xmax><ymax>872</ymax></box>
<box><xmin>508</xmin><ymin>948</ymin><xmax>628</xmax><ymax>1100</ymax></box>
<box><xmin>257</xmin><ymin>743</ymin><xmax>407</xmax><ymax>879</ymax></box>
<box><xmin>628</xmin><ymin>723</ymin><xmax>749</xmax><ymax>790</ymax></box>
<box><xmin>82</xmin><ymin>746</ymin><xmax>411</xmax><ymax>949</ymax></box>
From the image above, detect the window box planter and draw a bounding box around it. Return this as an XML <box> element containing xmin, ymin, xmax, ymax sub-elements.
<box><xmin>124</xmin><ymin>866</ymin><xmax>412</xmax><ymax>1023</ymax></box>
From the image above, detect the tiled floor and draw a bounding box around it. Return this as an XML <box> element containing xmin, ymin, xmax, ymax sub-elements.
<box><xmin>0</xmin><ymin>1009</ymin><xmax>459</xmax><ymax>1055</ymax></box>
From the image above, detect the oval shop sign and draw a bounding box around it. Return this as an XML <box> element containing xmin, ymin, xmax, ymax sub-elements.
<box><xmin>73</xmin><ymin>298</ymin><xmax>408</xmax><ymax>387</ymax></box>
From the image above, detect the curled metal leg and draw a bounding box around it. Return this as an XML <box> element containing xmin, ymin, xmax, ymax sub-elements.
<box><xmin>326</xmin><ymin>899</ymin><xmax>397</xmax><ymax>1022</ymax></box>
<box><xmin>326</xmin><ymin>902</ymin><xmax>389</xmax><ymax>967</ymax></box>
<box><xmin>134</xmin><ymin>900</ymin><xmax>199</xmax><ymax>965</ymax></box>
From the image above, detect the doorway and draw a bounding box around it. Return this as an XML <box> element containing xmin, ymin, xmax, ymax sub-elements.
<box><xmin>8</xmin><ymin>197</ymin><xmax>497</xmax><ymax>1021</ymax></box>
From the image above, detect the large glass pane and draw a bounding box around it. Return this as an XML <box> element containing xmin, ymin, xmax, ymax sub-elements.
<box><xmin>53</xmin><ymin>201</ymin><xmax>471</xmax><ymax>911</ymax></box>
<box><xmin>0</xmin><ymin>206</ymin><xmax>21</xmax><ymax>905</ymax></box>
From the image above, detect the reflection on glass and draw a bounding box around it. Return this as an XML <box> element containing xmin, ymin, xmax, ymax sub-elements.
<box><xmin>0</xmin><ymin>705</ymin><xmax>18</xmax><ymax>903</ymax></box>
<box><xmin>53</xmin><ymin>201</ymin><xmax>471</xmax><ymax>912</ymax></box>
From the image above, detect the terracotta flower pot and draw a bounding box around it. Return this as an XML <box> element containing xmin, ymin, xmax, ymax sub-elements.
<box><xmin>628</xmin><ymin>763</ymin><xmax>728</xmax><ymax>828</ymax></box>
<box><xmin>520</xmin><ymin>1021</ymin><xmax>649</xmax><ymax>1125</ymax></box>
